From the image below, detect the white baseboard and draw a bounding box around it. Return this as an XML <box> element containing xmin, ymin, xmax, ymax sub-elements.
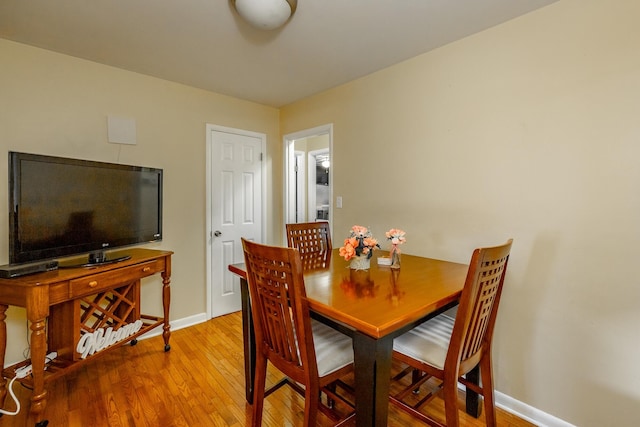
<box><xmin>496</xmin><ymin>390</ymin><xmax>576</xmax><ymax>427</ymax></box>
<box><xmin>138</xmin><ymin>312</ymin><xmax>208</xmax><ymax>340</ymax></box>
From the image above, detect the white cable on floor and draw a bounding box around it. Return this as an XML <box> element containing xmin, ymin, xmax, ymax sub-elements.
<box><xmin>0</xmin><ymin>376</ymin><xmax>21</xmax><ymax>416</ymax></box>
<box><xmin>1</xmin><ymin>353</ymin><xmax>56</xmax><ymax>416</ymax></box>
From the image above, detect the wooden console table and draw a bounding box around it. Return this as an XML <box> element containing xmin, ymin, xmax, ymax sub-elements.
<box><xmin>0</xmin><ymin>248</ymin><xmax>172</xmax><ymax>426</ymax></box>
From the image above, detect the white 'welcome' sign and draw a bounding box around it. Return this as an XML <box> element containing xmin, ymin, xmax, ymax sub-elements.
<box><xmin>76</xmin><ymin>320</ymin><xmax>144</xmax><ymax>359</ymax></box>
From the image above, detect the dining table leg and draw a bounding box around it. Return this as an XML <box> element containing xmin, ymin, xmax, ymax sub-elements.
<box><xmin>465</xmin><ymin>364</ymin><xmax>480</xmax><ymax>417</ymax></box>
<box><xmin>239</xmin><ymin>277</ymin><xmax>255</xmax><ymax>404</ymax></box>
<box><xmin>352</xmin><ymin>332</ymin><xmax>394</xmax><ymax>427</ymax></box>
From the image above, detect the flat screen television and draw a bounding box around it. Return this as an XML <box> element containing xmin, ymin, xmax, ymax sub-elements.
<box><xmin>9</xmin><ymin>152</ymin><xmax>163</xmax><ymax>266</ymax></box>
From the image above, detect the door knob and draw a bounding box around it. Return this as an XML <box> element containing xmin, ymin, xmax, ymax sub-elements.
<box><xmin>213</xmin><ymin>230</ymin><xmax>222</xmax><ymax>237</ymax></box>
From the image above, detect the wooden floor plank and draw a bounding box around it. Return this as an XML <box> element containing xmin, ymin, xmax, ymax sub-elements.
<box><xmin>0</xmin><ymin>312</ymin><xmax>536</xmax><ymax>426</ymax></box>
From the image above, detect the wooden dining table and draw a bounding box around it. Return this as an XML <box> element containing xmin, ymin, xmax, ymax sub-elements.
<box><xmin>229</xmin><ymin>249</ymin><xmax>477</xmax><ymax>427</ymax></box>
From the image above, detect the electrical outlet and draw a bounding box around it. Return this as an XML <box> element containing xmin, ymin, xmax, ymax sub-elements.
<box><xmin>336</xmin><ymin>196</ymin><xmax>343</xmax><ymax>208</ymax></box>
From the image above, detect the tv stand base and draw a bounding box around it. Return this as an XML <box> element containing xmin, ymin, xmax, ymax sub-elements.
<box><xmin>58</xmin><ymin>251</ymin><xmax>133</xmax><ymax>269</ymax></box>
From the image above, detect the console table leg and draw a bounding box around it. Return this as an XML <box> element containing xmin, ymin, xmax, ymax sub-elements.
<box><xmin>161</xmin><ymin>270</ymin><xmax>171</xmax><ymax>351</ymax></box>
<box><xmin>26</xmin><ymin>287</ymin><xmax>49</xmax><ymax>423</ymax></box>
<box><xmin>28</xmin><ymin>317</ymin><xmax>48</xmax><ymax>419</ymax></box>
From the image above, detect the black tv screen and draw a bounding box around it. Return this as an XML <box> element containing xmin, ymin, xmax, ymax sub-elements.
<box><xmin>9</xmin><ymin>152</ymin><xmax>163</xmax><ymax>265</ymax></box>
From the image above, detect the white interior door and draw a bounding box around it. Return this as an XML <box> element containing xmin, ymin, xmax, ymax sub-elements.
<box><xmin>207</xmin><ymin>125</ymin><xmax>264</xmax><ymax>318</ymax></box>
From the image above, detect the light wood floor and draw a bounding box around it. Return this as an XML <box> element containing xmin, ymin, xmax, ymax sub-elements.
<box><xmin>0</xmin><ymin>312</ymin><xmax>536</xmax><ymax>426</ymax></box>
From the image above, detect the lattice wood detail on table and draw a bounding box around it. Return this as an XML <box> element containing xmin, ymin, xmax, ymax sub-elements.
<box><xmin>70</xmin><ymin>281</ymin><xmax>146</xmax><ymax>361</ymax></box>
<box><xmin>79</xmin><ymin>282</ymin><xmax>139</xmax><ymax>334</ymax></box>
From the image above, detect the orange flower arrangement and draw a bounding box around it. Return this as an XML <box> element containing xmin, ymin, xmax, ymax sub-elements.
<box><xmin>386</xmin><ymin>228</ymin><xmax>406</xmax><ymax>269</ymax></box>
<box><xmin>385</xmin><ymin>228</ymin><xmax>407</xmax><ymax>246</ymax></box>
<box><xmin>339</xmin><ymin>225</ymin><xmax>380</xmax><ymax>261</ymax></box>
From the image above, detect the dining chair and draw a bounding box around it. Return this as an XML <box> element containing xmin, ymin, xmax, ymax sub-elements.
<box><xmin>241</xmin><ymin>238</ymin><xmax>354</xmax><ymax>427</ymax></box>
<box><xmin>390</xmin><ymin>239</ymin><xmax>513</xmax><ymax>427</ymax></box>
<box><xmin>286</xmin><ymin>221</ymin><xmax>332</xmax><ymax>254</ymax></box>
<box><xmin>298</xmin><ymin>248</ymin><xmax>332</xmax><ymax>272</ymax></box>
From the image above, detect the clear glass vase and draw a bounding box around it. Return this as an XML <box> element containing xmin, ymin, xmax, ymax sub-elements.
<box><xmin>390</xmin><ymin>246</ymin><xmax>401</xmax><ymax>269</ymax></box>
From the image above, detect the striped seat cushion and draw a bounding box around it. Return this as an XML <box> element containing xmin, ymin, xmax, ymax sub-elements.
<box><xmin>392</xmin><ymin>314</ymin><xmax>455</xmax><ymax>370</ymax></box>
<box><xmin>311</xmin><ymin>319</ymin><xmax>354</xmax><ymax>377</ymax></box>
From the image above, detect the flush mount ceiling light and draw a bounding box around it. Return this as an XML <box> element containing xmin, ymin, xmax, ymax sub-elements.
<box><xmin>232</xmin><ymin>0</ymin><xmax>297</xmax><ymax>30</ymax></box>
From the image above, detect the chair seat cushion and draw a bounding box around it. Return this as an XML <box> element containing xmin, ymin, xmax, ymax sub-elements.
<box><xmin>393</xmin><ymin>314</ymin><xmax>455</xmax><ymax>370</ymax></box>
<box><xmin>311</xmin><ymin>319</ymin><xmax>354</xmax><ymax>377</ymax></box>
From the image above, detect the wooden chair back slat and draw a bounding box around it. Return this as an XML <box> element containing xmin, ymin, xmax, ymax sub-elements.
<box><xmin>242</xmin><ymin>238</ymin><xmax>355</xmax><ymax>426</ymax></box>
<box><xmin>286</xmin><ymin>222</ymin><xmax>332</xmax><ymax>254</ymax></box>
<box><xmin>452</xmin><ymin>242</ymin><xmax>511</xmax><ymax>373</ymax></box>
<box><xmin>242</xmin><ymin>240</ymin><xmax>314</xmax><ymax>378</ymax></box>
<box><xmin>391</xmin><ymin>239</ymin><xmax>513</xmax><ymax>427</ymax></box>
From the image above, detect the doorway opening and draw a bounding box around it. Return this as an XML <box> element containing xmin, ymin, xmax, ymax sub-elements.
<box><xmin>283</xmin><ymin>124</ymin><xmax>333</xmax><ymax>240</ymax></box>
<box><xmin>308</xmin><ymin>149</ymin><xmax>330</xmax><ymax>222</ymax></box>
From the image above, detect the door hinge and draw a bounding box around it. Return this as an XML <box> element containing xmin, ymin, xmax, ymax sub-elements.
<box><xmin>259</xmin><ymin>152</ymin><xmax>263</xmax><ymax>161</ymax></box>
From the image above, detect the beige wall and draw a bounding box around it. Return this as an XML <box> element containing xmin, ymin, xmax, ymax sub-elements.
<box><xmin>0</xmin><ymin>39</ymin><xmax>282</xmax><ymax>365</ymax></box>
<box><xmin>281</xmin><ymin>0</ymin><xmax>640</xmax><ymax>426</ymax></box>
<box><xmin>2</xmin><ymin>0</ymin><xmax>639</xmax><ymax>425</ymax></box>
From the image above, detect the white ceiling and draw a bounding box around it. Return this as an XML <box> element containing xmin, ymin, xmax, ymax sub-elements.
<box><xmin>0</xmin><ymin>0</ymin><xmax>559</xmax><ymax>108</ymax></box>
